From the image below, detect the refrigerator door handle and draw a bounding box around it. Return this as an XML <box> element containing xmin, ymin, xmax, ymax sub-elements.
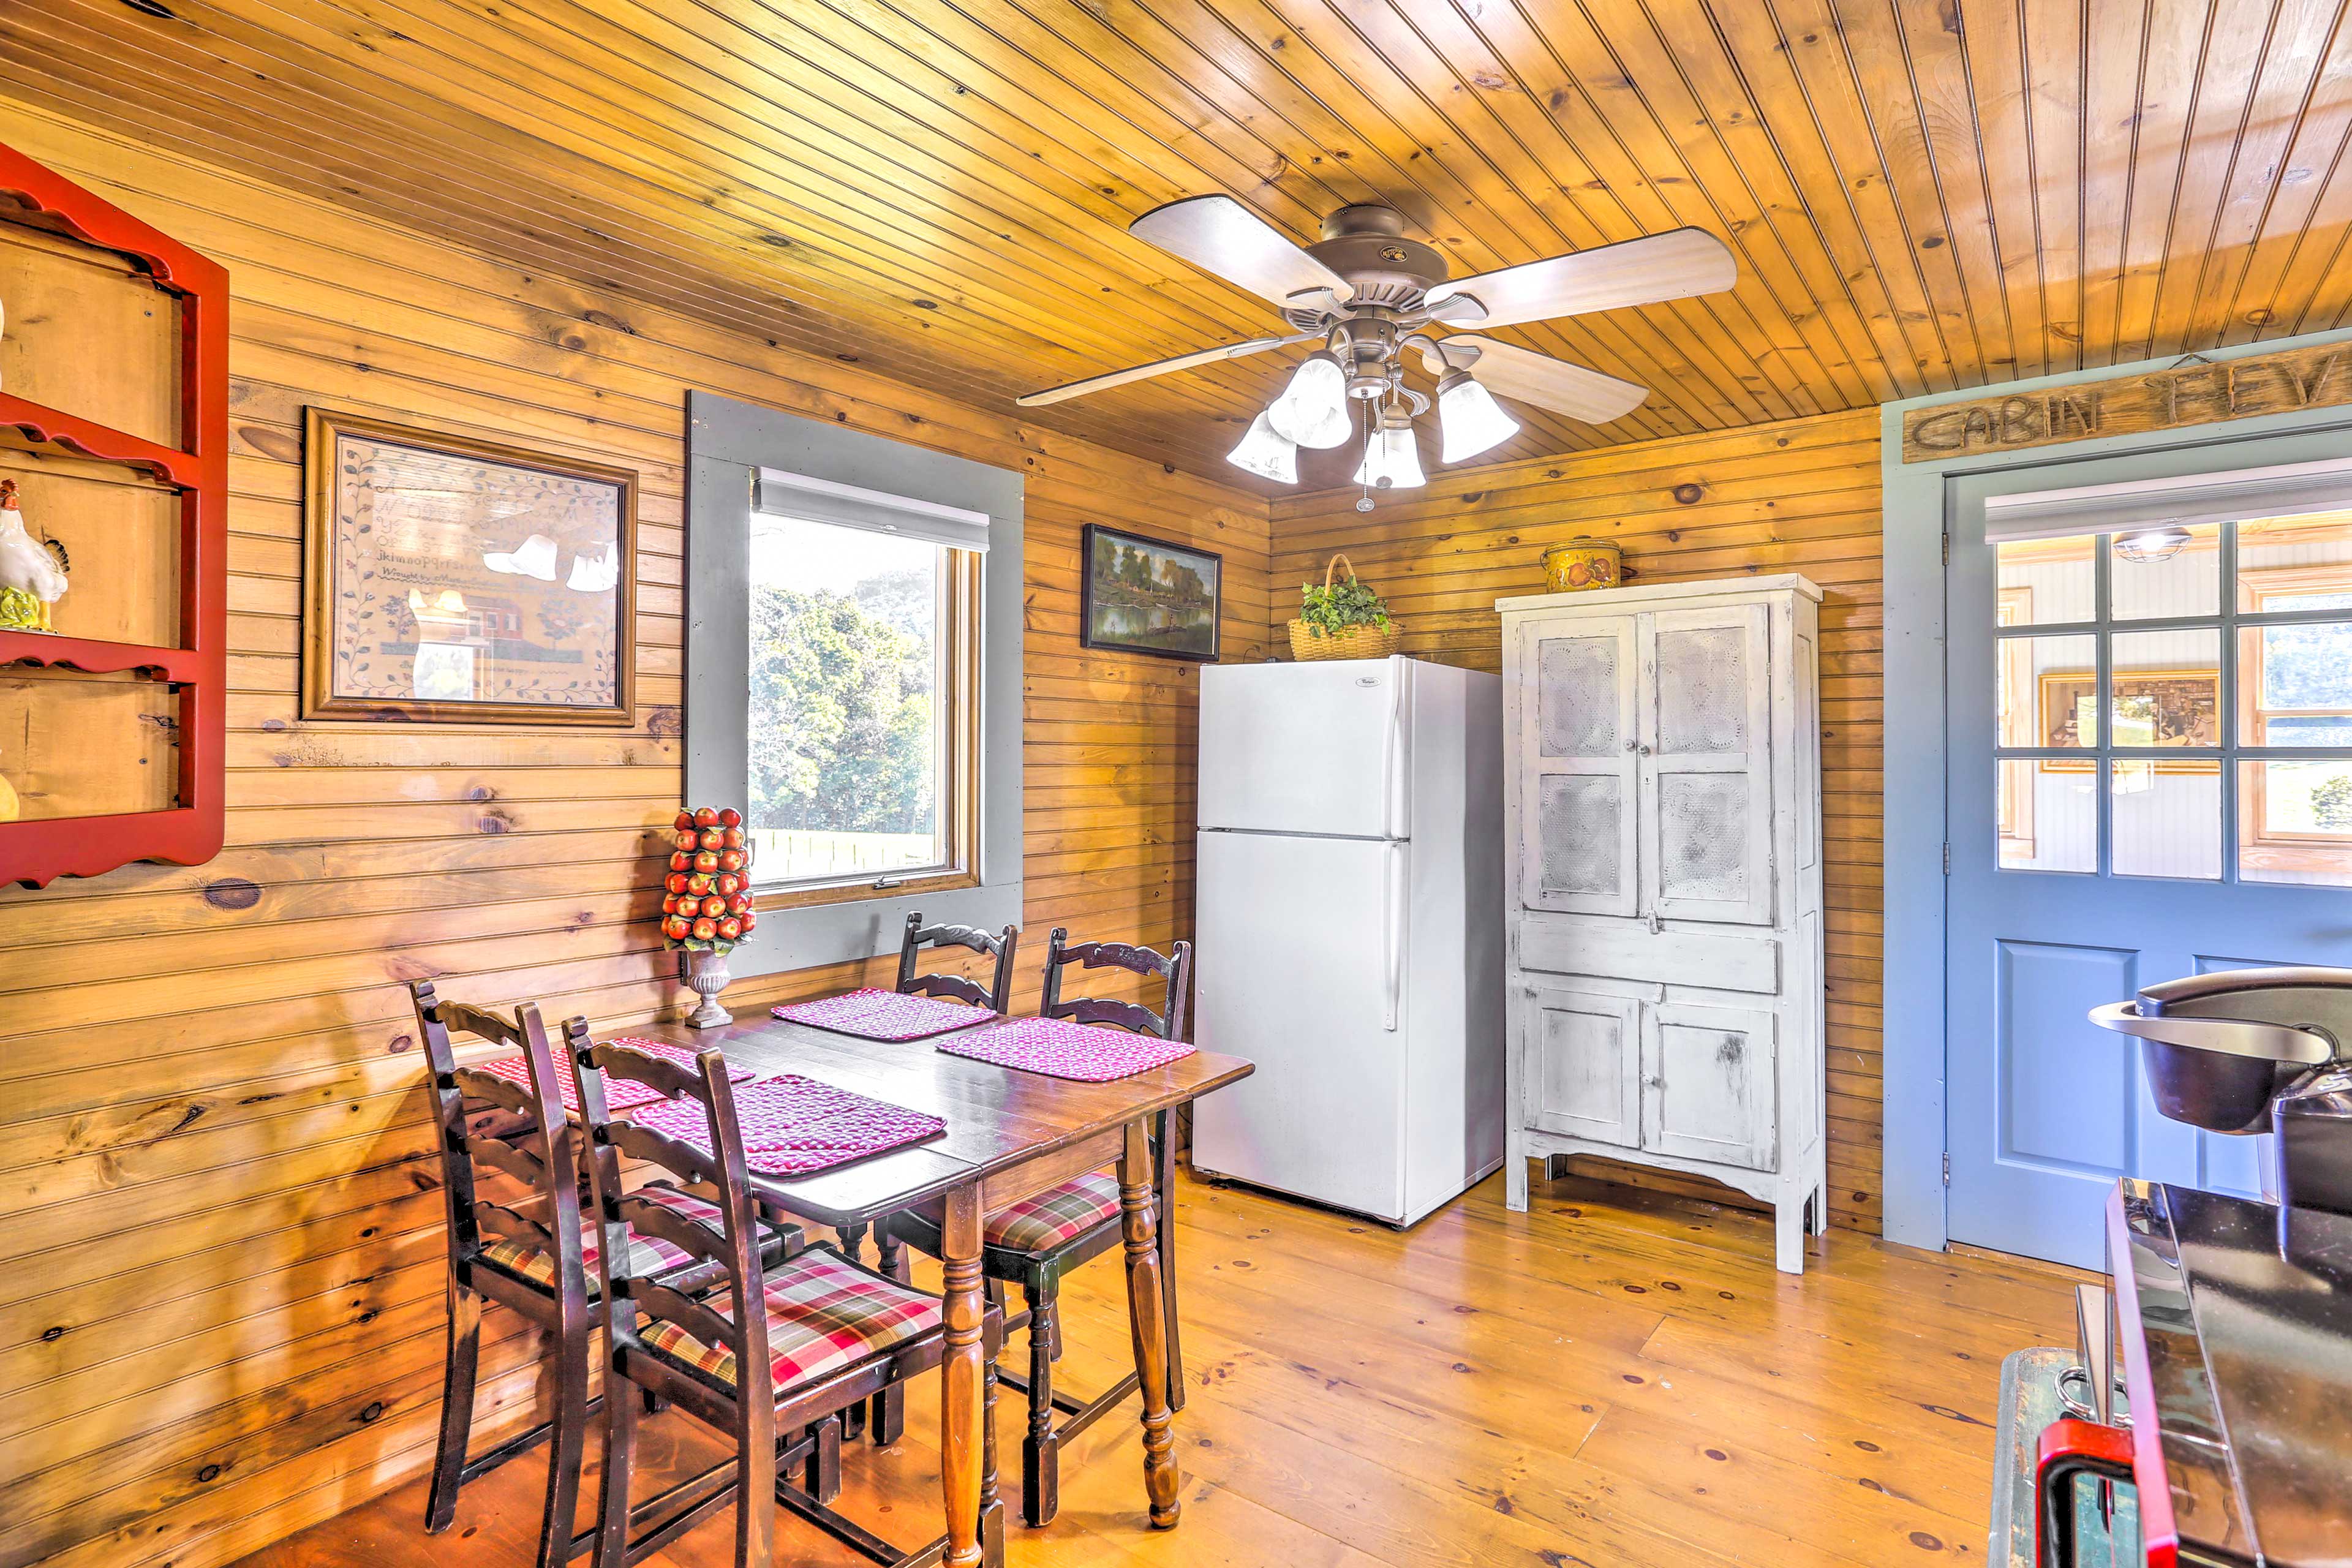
<box><xmin>1383</xmin><ymin>840</ymin><xmax>1407</xmax><ymax>1031</ymax></box>
<box><xmin>1382</xmin><ymin>658</ymin><xmax>1411</xmax><ymax>842</ymax></box>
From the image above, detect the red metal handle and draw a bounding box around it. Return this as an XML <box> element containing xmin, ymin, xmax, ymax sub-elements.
<box><xmin>2035</xmin><ymin>1418</ymin><xmax>2138</xmax><ymax>1568</ymax></box>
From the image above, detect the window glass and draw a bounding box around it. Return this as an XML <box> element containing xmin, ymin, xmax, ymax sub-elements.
<box><xmin>2109</xmin><ymin>628</ymin><xmax>2218</xmax><ymax>749</ymax></box>
<box><xmin>1997</xmin><ymin>760</ymin><xmax>2092</xmax><ymax>872</ymax></box>
<box><xmin>1999</xmin><ymin>633</ymin><xmax>2097</xmax><ymax>748</ymax></box>
<box><xmin>1997</xmin><ymin>535</ymin><xmax>2094</xmax><ymax>625</ymax></box>
<box><xmin>2111</xmin><ymin>761</ymin><xmax>2220</xmax><ymax>880</ymax></box>
<box><xmin>2111</xmin><ymin>523</ymin><xmax>2219</xmax><ymax>620</ymax></box>
<box><xmin>2236</xmin><ymin>509</ymin><xmax>2352</xmax><ymax>610</ymax></box>
<box><xmin>2239</xmin><ymin>760</ymin><xmax>2352</xmax><ymax>885</ymax></box>
<box><xmin>747</xmin><ymin>513</ymin><xmax>951</xmax><ymax>888</ymax></box>
<box><xmin>2236</xmin><ymin>619</ymin><xmax>2352</xmax><ymax>745</ymax></box>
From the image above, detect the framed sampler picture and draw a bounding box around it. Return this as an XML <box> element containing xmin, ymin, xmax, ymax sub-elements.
<box><xmin>303</xmin><ymin>409</ymin><xmax>636</xmax><ymax>724</ymax></box>
<box><xmin>1079</xmin><ymin>522</ymin><xmax>1222</xmax><ymax>662</ymax></box>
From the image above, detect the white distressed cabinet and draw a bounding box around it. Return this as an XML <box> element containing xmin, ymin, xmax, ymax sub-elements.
<box><xmin>1499</xmin><ymin>575</ymin><xmax>1826</xmax><ymax>1273</ymax></box>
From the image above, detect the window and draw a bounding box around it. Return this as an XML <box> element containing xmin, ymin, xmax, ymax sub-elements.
<box><xmin>685</xmin><ymin>390</ymin><xmax>1022</xmax><ymax>976</ymax></box>
<box><xmin>1990</xmin><ymin>508</ymin><xmax>2352</xmax><ymax>885</ymax></box>
<box><xmin>747</xmin><ymin>512</ymin><xmax>981</xmax><ymax>904</ymax></box>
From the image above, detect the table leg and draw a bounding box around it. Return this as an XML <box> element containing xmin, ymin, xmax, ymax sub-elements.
<box><xmin>1120</xmin><ymin>1119</ymin><xmax>1182</xmax><ymax>1528</ymax></box>
<box><xmin>939</xmin><ymin>1182</ymin><xmax>986</xmax><ymax>1568</ymax></box>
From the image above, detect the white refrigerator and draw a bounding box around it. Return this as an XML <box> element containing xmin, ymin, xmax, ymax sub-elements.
<box><xmin>1191</xmin><ymin>656</ymin><xmax>1506</xmax><ymax>1227</ymax></box>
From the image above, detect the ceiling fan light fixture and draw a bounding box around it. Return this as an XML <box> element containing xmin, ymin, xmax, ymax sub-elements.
<box><xmin>1227</xmin><ymin>412</ymin><xmax>1299</xmax><ymax>484</ymax></box>
<box><xmin>1264</xmin><ymin>352</ymin><xmax>1351</xmax><ymax>448</ymax></box>
<box><xmin>1436</xmin><ymin>371</ymin><xmax>1520</xmax><ymax>463</ymax></box>
<box><xmin>1351</xmin><ymin>412</ymin><xmax>1426</xmax><ymax>491</ymax></box>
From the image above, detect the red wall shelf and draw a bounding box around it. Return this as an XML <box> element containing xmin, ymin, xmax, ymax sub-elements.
<box><xmin>0</xmin><ymin>140</ymin><xmax>227</xmax><ymax>888</ymax></box>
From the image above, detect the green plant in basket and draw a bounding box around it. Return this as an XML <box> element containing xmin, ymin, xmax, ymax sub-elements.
<box><xmin>1298</xmin><ymin>572</ymin><xmax>1392</xmax><ymax>638</ymax></box>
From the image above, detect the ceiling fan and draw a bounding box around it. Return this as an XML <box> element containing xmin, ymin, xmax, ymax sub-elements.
<box><xmin>1017</xmin><ymin>197</ymin><xmax>1739</xmax><ymax>500</ymax></box>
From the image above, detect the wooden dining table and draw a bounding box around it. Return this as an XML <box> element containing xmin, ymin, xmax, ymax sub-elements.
<box><xmin>616</xmin><ymin>1010</ymin><xmax>1254</xmax><ymax>1568</ymax></box>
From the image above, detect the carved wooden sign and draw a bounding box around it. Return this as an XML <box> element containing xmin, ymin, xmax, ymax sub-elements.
<box><xmin>1900</xmin><ymin>341</ymin><xmax>2352</xmax><ymax>462</ymax></box>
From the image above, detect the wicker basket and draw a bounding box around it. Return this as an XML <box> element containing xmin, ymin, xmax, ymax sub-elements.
<box><xmin>1288</xmin><ymin>554</ymin><xmax>1403</xmax><ymax>662</ymax></box>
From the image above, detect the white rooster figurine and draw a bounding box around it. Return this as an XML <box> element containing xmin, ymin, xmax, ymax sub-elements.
<box><xmin>0</xmin><ymin>480</ymin><xmax>68</xmax><ymax>633</ymax></box>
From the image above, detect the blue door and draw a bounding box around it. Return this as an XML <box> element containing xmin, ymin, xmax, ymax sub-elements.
<box><xmin>1945</xmin><ymin>492</ymin><xmax>2352</xmax><ymax>1267</ymax></box>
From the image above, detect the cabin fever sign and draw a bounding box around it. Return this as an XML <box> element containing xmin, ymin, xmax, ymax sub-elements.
<box><xmin>1899</xmin><ymin>342</ymin><xmax>2352</xmax><ymax>461</ymax></box>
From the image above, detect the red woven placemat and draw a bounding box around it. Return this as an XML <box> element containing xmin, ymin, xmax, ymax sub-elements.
<box><xmin>471</xmin><ymin>1036</ymin><xmax>752</xmax><ymax>1115</ymax></box>
<box><xmin>627</xmin><ymin>1074</ymin><xmax>947</xmax><ymax>1177</ymax></box>
<box><xmin>771</xmin><ymin>987</ymin><xmax>996</xmax><ymax>1042</ymax></box>
<box><xmin>935</xmin><ymin>1016</ymin><xmax>1196</xmax><ymax>1082</ymax></box>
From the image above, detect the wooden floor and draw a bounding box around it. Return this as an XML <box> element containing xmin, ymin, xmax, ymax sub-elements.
<box><xmin>233</xmin><ymin>1167</ymin><xmax>2081</xmax><ymax>1568</ymax></box>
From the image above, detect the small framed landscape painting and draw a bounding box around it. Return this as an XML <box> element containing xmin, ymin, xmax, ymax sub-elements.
<box><xmin>303</xmin><ymin>409</ymin><xmax>637</xmax><ymax>724</ymax></box>
<box><xmin>1080</xmin><ymin>523</ymin><xmax>1221</xmax><ymax>662</ymax></box>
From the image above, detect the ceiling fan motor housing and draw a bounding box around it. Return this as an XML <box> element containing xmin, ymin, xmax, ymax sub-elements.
<box><xmin>1307</xmin><ymin>205</ymin><xmax>1447</xmax><ymax>311</ymax></box>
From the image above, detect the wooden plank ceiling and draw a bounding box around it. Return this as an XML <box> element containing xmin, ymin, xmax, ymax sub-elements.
<box><xmin>10</xmin><ymin>0</ymin><xmax>2352</xmax><ymax>489</ymax></box>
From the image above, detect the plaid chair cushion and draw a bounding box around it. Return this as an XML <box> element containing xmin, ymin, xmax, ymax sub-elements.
<box><xmin>641</xmin><ymin>1248</ymin><xmax>940</xmax><ymax>1392</ymax></box>
<box><xmin>478</xmin><ymin>1183</ymin><xmax>747</xmax><ymax>1295</ymax></box>
<box><xmin>986</xmin><ymin>1170</ymin><xmax>1120</xmax><ymax>1254</ymax></box>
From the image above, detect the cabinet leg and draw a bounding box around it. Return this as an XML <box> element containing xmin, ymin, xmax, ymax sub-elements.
<box><xmin>1506</xmin><ymin>1142</ymin><xmax>1530</xmax><ymax>1212</ymax></box>
<box><xmin>1775</xmin><ymin>1199</ymin><xmax>1805</xmax><ymax>1275</ymax></box>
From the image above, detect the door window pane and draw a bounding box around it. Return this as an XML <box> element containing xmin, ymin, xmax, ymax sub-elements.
<box><xmin>747</xmin><ymin>513</ymin><xmax>952</xmax><ymax>887</ymax></box>
<box><xmin>2236</xmin><ymin>619</ymin><xmax>2352</xmax><ymax>745</ymax></box>
<box><xmin>2238</xmin><ymin>759</ymin><xmax>2352</xmax><ymax>886</ymax></box>
<box><xmin>1997</xmin><ymin>535</ymin><xmax>2094</xmax><ymax>624</ymax></box>
<box><xmin>2111</xmin><ymin>523</ymin><xmax>2220</xmax><ymax>620</ymax></box>
<box><xmin>2000</xmin><ymin>633</ymin><xmax>2097</xmax><ymax>748</ymax></box>
<box><xmin>2236</xmin><ymin>509</ymin><xmax>2352</xmax><ymax>609</ymax></box>
<box><xmin>2109</xmin><ymin>628</ymin><xmax>2219</xmax><ymax>749</ymax></box>
<box><xmin>1999</xmin><ymin>760</ymin><xmax>2093</xmax><ymax>872</ymax></box>
<box><xmin>2111</xmin><ymin>761</ymin><xmax>2220</xmax><ymax>880</ymax></box>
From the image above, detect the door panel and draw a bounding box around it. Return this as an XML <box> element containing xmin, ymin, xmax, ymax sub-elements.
<box><xmin>1642</xmin><ymin>1000</ymin><xmax>1777</xmax><ymax>1170</ymax></box>
<box><xmin>1947</xmin><ymin>492</ymin><xmax>2352</xmax><ymax>1268</ymax></box>
<box><xmin>1522</xmin><ymin>986</ymin><xmax>1638</xmax><ymax>1146</ymax></box>
<box><xmin>1199</xmin><ymin>658</ymin><xmax>1403</xmax><ymax>838</ymax></box>
<box><xmin>1518</xmin><ymin>619</ymin><xmax>1640</xmax><ymax>916</ymax></box>
<box><xmin>1642</xmin><ymin>605</ymin><xmax>1775</xmax><ymax>924</ymax></box>
<box><xmin>1191</xmin><ymin>829</ymin><xmax>1406</xmax><ymax>1219</ymax></box>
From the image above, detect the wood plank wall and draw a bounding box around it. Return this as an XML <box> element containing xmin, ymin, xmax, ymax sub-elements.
<box><xmin>0</xmin><ymin>102</ymin><xmax>1267</xmax><ymax>1568</ymax></box>
<box><xmin>1268</xmin><ymin>409</ymin><xmax>1886</xmax><ymax>1234</ymax></box>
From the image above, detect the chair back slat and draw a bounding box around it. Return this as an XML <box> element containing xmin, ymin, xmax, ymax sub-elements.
<box><xmin>448</xmin><ymin>1068</ymin><xmax>540</xmax><ymax>1120</ymax></box>
<box><xmin>618</xmin><ymin>1190</ymin><xmax>732</xmax><ymax>1270</ymax></box>
<box><xmin>466</xmin><ymin>1130</ymin><xmax>552</xmax><ymax>1189</ymax></box>
<box><xmin>411</xmin><ymin>979</ymin><xmax>584</xmax><ymax>1300</ymax></box>
<box><xmin>567</xmin><ymin>1018</ymin><xmax>777</xmax><ymax>1411</ymax></box>
<box><xmin>633</xmin><ymin>1280</ymin><xmax>741</xmax><ymax>1354</ymax></box>
<box><xmin>475</xmin><ymin>1203</ymin><xmax>555</xmax><ymax>1251</ymax></box>
<box><xmin>606</xmin><ymin>1121</ymin><xmax>723</xmax><ymax>1190</ymax></box>
<box><xmin>896</xmin><ymin>911</ymin><xmax>1020</xmax><ymax>1014</ymax></box>
<box><xmin>1039</xmin><ymin>928</ymin><xmax>1193</xmax><ymax>1042</ymax></box>
<box><xmin>586</xmin><ymin>1038</ymin><xmax>709</xmax><ymax>1104</ymax></box>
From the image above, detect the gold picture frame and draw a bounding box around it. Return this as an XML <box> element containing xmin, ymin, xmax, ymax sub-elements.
<box><xmin>2036</xmin><ymin>667</ymin><xmax>2220</xmax><ymax>773</ymax></box>
<box><xmin>303</xmin><ymin>409</ymin><xmax>637</xmax><ymax>725</ymax></box>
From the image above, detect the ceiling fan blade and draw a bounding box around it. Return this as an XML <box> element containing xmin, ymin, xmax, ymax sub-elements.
<box><xmin>1128</xmin><ymin>195</ymin><xmax>1352</xmax><ymax>308</ymax></box>
<box><xmin>1016</xmin><ymin>332</ymin><xmax>1316</xmax><ymax>407</ymax></box>
<box><xmin>1426</xmin><ymin>336</ymin><xmax>1649</xmax><ymax>424</ymax></box>
<box><xmin>1423</xmin><ymin>228</ymin><xmax>1736</xmax><ymax>328</ymax></box>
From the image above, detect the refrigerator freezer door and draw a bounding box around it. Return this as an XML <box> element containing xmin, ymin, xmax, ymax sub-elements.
<box><xmin>1191</xmin><ymin>829</ymin><xmax>1408</xmax><ymax>1221</ymax></box>
<box><xmin>1199</xmin><ymin>658</ymin><xmax>1409</xmax><ymax>839</ymax></box>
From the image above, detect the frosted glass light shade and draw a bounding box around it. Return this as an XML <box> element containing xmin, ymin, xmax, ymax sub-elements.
<box><xmin>1438</xmin><ymin>374</ymin><xmax>1520</xmax><ymax>463</ymax></box>
<box><xmin>1227</xmin><ymin>412</ymin><xmax>1299</xmax><ymax>484</ymax></box>
<box><xmin>1265</xmin><ymin>353</ymin><xmax>1351</xmax><ymax>448</ymax></box>
<box><xmin>1351</xmin><ymin>422</ymin><xmax>1426</xmax><ymax>490</ymax></box>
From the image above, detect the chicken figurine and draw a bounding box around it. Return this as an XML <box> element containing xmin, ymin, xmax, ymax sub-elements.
<box><xmin>0</xmin><ymin>479</ymin><xmax>67</xmax><ymax>633</ymax></box>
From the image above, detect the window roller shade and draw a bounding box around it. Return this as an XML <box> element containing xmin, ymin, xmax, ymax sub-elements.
<box><xmin>1984</xmin><ymin>456</ymin><xmax>2352</xmax><ymax>544</ymax></box>
<box><xmin>755</xmin><ymin>466</ymin><xmax>992</xmax><ymax>553</ymax></box>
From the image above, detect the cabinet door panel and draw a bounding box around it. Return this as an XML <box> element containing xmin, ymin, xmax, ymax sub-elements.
<box><xmin>1641</xmin><ymin>1001</ymin><xmax>1777</xmax><ymax>1170</ymax></box>
<box><xmin>1640</xmin><ymin>605</ymin><xmax>1774</xmax><ymax>924</ymax></box>
<box><xmin>1523</xmin><ymin>986</ymin><xmax>1640</xmax><ymax>1147</ymax></box>
<box><xmin>1518</xmin><ymin>618</ymin><xmax>1640</xmax><ymax>917</ymax></box>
